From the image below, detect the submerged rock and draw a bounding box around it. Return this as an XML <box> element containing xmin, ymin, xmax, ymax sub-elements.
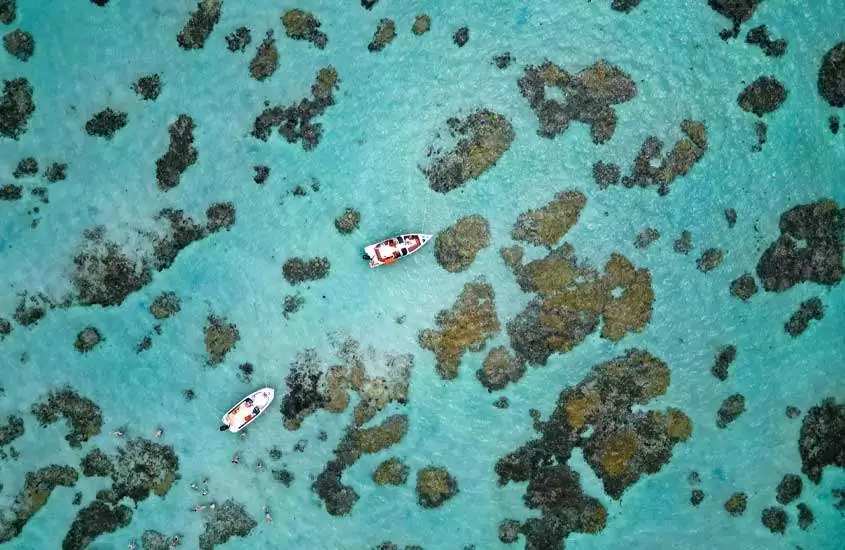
<box><xmin>785</xmin><ymin>297</ymin><xmax>824</xmax><ymax>337</ymax></box>
<box><xmin>738</xmin><ymin>76</ymin><xmax>788</xmax><ymax>117</ymax></box>
<box><xmin>434</xmin><ymin>215</ymin><xmax>490</xmax><ymax>272</ymax></box>
<box><xmin>282</xmin><ymin>9</ymin><xmax>327</xmax><ymax>49</ymax></box>
<box><xmin>495</xmin><ymin>349</ymin><xmax>689</xmax><ymax>548</ymax></box>
<box><xmin>830</xmin><ymin>115</ymin><xmax>840</xmax><ymax>135</ymax></box>
<box><xmin>511</xmin><ymin>191</ymin><xmax>586</xmax><ymax>248</ymax></box>
<box><xmin>716</xmin><ymin>394</ymin><xmax>745</xmax><ymax>428</ymax></box>
<box><xmin>283</xmin><ymin>256</ymin><xmax>330</xmax><ymax>284</ymax></box>
<box><xmin>518</xmin><ymin>60</ymin><xmax>636</xmax><ymax>143</ymax></box>
<box><xmin>1</xmin><ymin>77</ymin><xmax>35</xmax><ymax>140</ymax></box>
<box><xmin>691</xmin><ymin>489</ymin><xmax>705</xmax><ymax>506</ymax></box>
<box><xmin>725</xmin><ymin>208</ymin><xmax>738</xmax><ymax>227</ymax></box>
<box><xmin>416</xmin><ymin>466</ymin><xmax>459</xmax><ymax>508</ymax></box>
<box><xmin>177</xmin><ymin>0</ymin><xmax>222</xmax><ymax>50</ymax></box>
<box><xmin>634</xmin><ymin>227</ymin><xmax>660</xmax><ymax>249</ymax></box>
<box><xmin>776</xmin><ymin>473</ymin><xmax>802</xmax><ymax>505</ymax></box>
<box><xmin>711</xmin><ymin>345</ymin><xmax>736</xmax><ymax>381</ymax></box>
<box><xmin>0</xmin><ymin>0</ymin><xmax>15</xmax><ymax>24</ymax></box>
<box><xmin>419</xmin><ymin>280</ymin><xmax>499</xmax><ymax>379</ymax></box>
<box><xmin>13</xmin><ymin>156</ymin><xmax>36</xmax><ymax>177</ymax></box>
<box><xmin>453</xmin><ymin>26</ymin><xmax>469</xmax><ymax>47</ymax></box>
<box><xmin>593</xmin><ymin>161</ymin><xmax>621</xmax><ymax>188</ymax></box>
<box><xmin>696</xmin><ymin>248</ymin><xmax>724</xmax><ymax>272</ymax></box>
<box><xmin>422</xmin><ymin>109</ymin><xmax>514</xmax><ymax>193</ymax></box>
<box><xmin>85</xmin><ymin>108</ymin><xmax>127</xmax><ymax>139</ymax></box>
<box><xmin>0</xmin><ymin>414</ymin><xmax>23</xmax><ymax>446</ymax></box>
<box><xmin>493</xmin><ymin>52</ymin><xmax>514</xmax><ymax>69</ymax></box>
<box><xmin>249</xmin><ymin>31</ymin><xmax>278</xmax><ymax>81</ymax></box>
<box><xmin>756</xmin><ymin>199</ymin><xmax>844</xmax><ymax>292</ymax></box>
<box><xmin>761</xmin><ymin>506</ymin><xmax>788</xmax><ymax>534</ymax></box>
<box><xmin>3</xmin><ymin>28</ymin><xmax>33</xmax><ymax>61</ymax></box>
<box><xmin>253</xmin><ymin>165</ymin><xmax>269</xmax><ymax>184</ymax></box>
<box><xmin>206</xmin><ymin>201</ymin><xmax>235</xmax><ymax>232</ymax></box>
<box><xmin>798</xmin><ymin>397</ymin><xmax>844</xmax><ymax>484</ymax></box>
<box><xmin>673</xmin><ymin>230</ymin><xmax>693</xmax><ymax>254</ymax></box>
<box><xmin>708</xmin><ymin>0</ymin><xmax>762</xmax><ymax>39</ymax></box>
<box><xmin>204</xmin><ymin>314</ymin><xmax>239</xmax><ymax>366</ymax></box>
<box><xmin>797</xmin><ymin>502</ymin><xmax>814</xmax><ymax>530</ymax></box>
<box><xmin>74</xmin><ymin>326</ymin><xmax>103</xmax><ymax>353</ymax></box>
<box><xmin>498</xmin><ymin>519</ymin><xmax>520</xmax><ymax>543</ymax></box>
<box><xmin>0</xmin><ymin>183</ymin><xmax>22</xmax><ymax>200</ymax></box>
<box><xmin>282</xmin><ymin>294</ymin><xmax>304</xmax><ymax>319</ymax></box>
<box><xmin>133</xmin><ymin>74</ymin><xmax>162</xmax><ymax>101</ymax></box>
<box><xmin>819</xmin><ymin>42</ymin><xmax>845</xmax><ymax>107</ymax></box>
<box><xmin>155</xmin><ymin>114</ymin><xmax>197</xmax><ymax>191</ymax></box>
<box><xmin>225</xmin><ymin>26</ymin><xmax>251</xmax><ymax>52</ymax></box>
<box><xmin>198</xmin><ymin>499</ymin><xmax>256</xmax><ymax>550</ymax></box>
<box><xmin>334</xmin><ymin>208</ymin><xmax>360</xmax><ymax>234</ymax></box>
<box><xmin>31</xmin><ymin>388</ymin><xmax>102</xmax><ymax>448</ymax></box>
<box><xmin>746</xmin><ymin>25</ymin><xmax>787</xmax><ymax>57</ymax></box>
<box><xmin>368</xmin><ymin>19</ymin><xmax>396</xmax><ymax>52</ymax></box>
<box><xmin>412</xmin><ymin>14</ymin><xmax>431</xmax><ymax>36</ymax></box>
<box><xmin>43</xmin><ymin>162</ymin><xmax>67</xmax><ymax>182</ymax></box>
<box><xmin>730</xmin><ymin>272</ymin><xmax>758</xmax><ymax>301</ymax></box>
<box><xmin>476</xmin><ymin>346</ymin><xmax>526</xmax><ymax>391</ymax></box>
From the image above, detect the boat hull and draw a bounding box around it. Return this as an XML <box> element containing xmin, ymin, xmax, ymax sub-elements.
<box><xmin>364</xmin><ymin>233</ymin><xmax>432</xmax><ymax>268</ymax></box>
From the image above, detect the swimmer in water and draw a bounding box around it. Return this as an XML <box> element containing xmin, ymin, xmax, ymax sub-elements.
<box><xmin>255</xmin><ymin>460</ymin><xmax>264</xmax><ymax>471</ymax></box>
<box><xmin>154</xmin><ymin>428</ymin><xmax>163</xmax><ymax>438</ymax></box>
<box><xmin>128</xmin><ymin>539</ymin><xmax>137</xmax><ymax>550</ymax></box>
<box><xmin>190</xmin><ymin>482</ymin><xmax>199</xmax><ymax>491</ymax></box>
<box><xmin>169</xmin><ymin>534</ymin><xmax>180</xmax><ymax>547</ymax></box>
<box><xmin>111</xmin><ymin>430</ymin><xmax>124</xmax><ymax>438</ymax></box>
<box><xmin>209</xmin><ymin>502</ymin><xmax>216</xmax><ymax>510</ymax></box>
<box><xmin>192</xmin><ymin>504</ymin><xmax>205</xmax><ymax>512</ymax></box>
<box><xmin>231</xmin><ymin>453</ymin><xmax>239</xmax><ymax>464</ymax></box>
<box><xmin>264</xmin><ymin>505</ymin><xmax>272</xmax><ymax>524</ymax></box>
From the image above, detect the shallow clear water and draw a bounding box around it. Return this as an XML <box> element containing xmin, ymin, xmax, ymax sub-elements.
<box><xmin>1</xmin><ymin>0</ymin><xmax>844</xmax><ymax>549</ymax></box>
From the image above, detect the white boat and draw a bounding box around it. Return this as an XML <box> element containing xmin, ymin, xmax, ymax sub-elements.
<box><xmin>363</xmin><ymin>233</ymin><xmax>432</xmax><ymax>268</ymax></box>
<box><xmin>219</xmin><ymin>387</ymin><xmax>274</xmax><ymax>433</ymax></box>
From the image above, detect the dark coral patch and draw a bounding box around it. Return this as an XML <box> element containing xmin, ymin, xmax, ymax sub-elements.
<box><xmin>0</xmin><ymin>0</ymin><xmax>16</xmax><ymax>24</ymax></box>
<box><xmin>799</xmin><ymin>397</ymin><xmax>844</xmax><ymax>484</ymax></box>
<box><xmin>177</xmin><ymin>0</ymin><xmax>222</xmax><ymax>50</ymax></box>
<box><xmin>198</xmin><ymin>499</ymin><xmax>256</xmax><ymax>550</ymax></box>
<box><xmin>283</xmin><ymin>257</ymin><xmax>330</xmax><ymax>285</ymax></box>
<box><xmin>819</xmin><ymin>42</ymin><xmax>845</xmax><ymax>107</ymax></box>
<box><xmin>3</xmin><ymin>28</ymin><xmax>33</xmax><ymax>61</ymax></box>
<box><xmin>249</xmin><ymin>31</ymin><xmax>278</xmax><ymax>81</ymax></box>
<box><xmin>155</xmin><ymin>114</ymin><xmax>197</xmax><ymax>191</ymax></box>
<box><xmin>31</xmin><ymin>388</ymin><xmax>103</xmax><ymax>448</ymax></box>
<box><xmin>0</xmin><ymin>77</ymin><xmax>35</xmax><ymax>140</ymax></box>
<box><xmin>785</xmin><ymin>297</ymin><xmax>824</xmax><ymax>337</ymax></box>
<box><xmin>225</xmin><ymin>26</ymin><xmax>251</xmax><ymax>52</ymax></box>
<box><xmin>281</xmin><ymin>9</ymin><xmax>327</xmax><ymax>49</ymax></box>
<box><xmin>711</xmin><ymin>345</ymin><xmax>736</xmax><ymax>381</ymax></box>
<box><xmin>85</xmin><ymin>108</ymin><xmax>128</xmax><ymax>139</ymax></box>
<box><xmin>755</xmin><ymin>199</ymin><xmax>844</xmax><ymax>292</ymax></box>
<box><xmin>133</xmin><ymin>74</ymin><xmax>162</xmax><ymax>101</ymax></box>
<box><xmin>368</xmin><ymin>19</ymin><xmax>396</xmax><ymax>52</ymax></box>
<box><xmin>204</xmin><ymin>314</ymin><xmax>239</xmax><ymax>366</ymax></box>
<box><xmin>738</xmin><ymin>76</ymin><xmax>787</xmax><ymax>117</ymax></box>
<box><xmin>708</xmin><ymin>0</ymin><xmax>762</xmax><ymax>39</ymax></box>
<box><xmin>746</xmin><ymin>25</ymin><xmax>787</xmax><ymax>57</ymax></box>
<box><xmin>13</xmin><ymin>156</ymin><xmax>37</xmax><ymax>178</ymax></box>
<box><xmin>0</xmin><ymin>465</ymin><xmax>79</xmax><ymax>544</ymax></box>
<box><xmin>518</xmin><ymin>60</ymin><xmax>636</xmax><ymax>143</ymax></box>
<box><xmin>435</xmin><ymin>215</ymin><xmax>491</xmax><ymax>272</ymax></box>
<box><xmin>716</xmin><ymin>394</ymin><xmax>745</xmax><ymax>428</ymax></box>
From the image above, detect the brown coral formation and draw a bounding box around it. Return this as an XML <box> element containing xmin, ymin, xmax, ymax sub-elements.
<box><xmin>373</xmin><ymin>457</ymin><xmax>409</xmax><ymax>485</ymax></box>
<box><xmin>249</xmin><ymin>31</ymin><xmax>279</xmax><ymax>81</ymax></box>
<box><xmin>418</xmin><ymin>279</ymin><xmax>499</xmax><ymax>379</ymax></box>
<box><xmin>476</xmin><ymin>346</ymin><xmax>525</xmax><ymax>391</ymax></box>
<box><xmin>511</xmin><ymin>191</ymin><xmax>586</xmax><ymax>248</ymax></box>
<box><xmin>518</xmin><ymin>60</ymin><xmax>636</xmax><ymax>143</ymax></box>
<box><xmin>508</xmin><ymin>244</ymin><xmax>653</xmax><ymax>365</ymax></box>
<box><xmin>281</xmin><ymin>9</ymin><xmax>327</xmax><ymax>49</ymax></box>
<box><xmin>495</xmin><ymin>349</ymin><xmax>690</xmax><ymax>548</ymax></box>
<box><xmin>177</xmin><ymin>0</ymin><xmax>221</xmax><ymax>50</ymax></box>
<box><xmin>412</xmin><ymin>14</ymin><xmax>431</xmax><ymax>35</ymax></box>
<box><xmin>434</xmin><ymin>215</ymin><xmax>491</xmax><ymax>272</ymax></box>
<box><xmin>422</xmin><ymin>109</ymin><xmax>514</xmax><ymax>193</ymax></box>
<box><xmin>368</xmin><ymin>19</ymin><xmax>396</xmax><ymax>52</ymax></box>
<box><xmin>204</xmin><ymin>314</ymin><xmax>239</xmax><ymax>365</ymax></box>
<box><xmin>416</xmin><ymin>466</ymin><xmax>459</xmax><ymax>508</ymax></box>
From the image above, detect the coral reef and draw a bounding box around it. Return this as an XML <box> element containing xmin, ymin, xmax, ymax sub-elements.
<box><xmin>373</xmin><ymin>457</ymin><xmax>409</xmax><ymax>486</ymax></box>
<box><xmin>756</xmin><ymin>199</ymin><xmax>844</xmax><ymax>291</ymax></box>
<box><xmin>518</xmin><ymin>60</ymin><xmax>636</xmax><ymax>143</ymax></box>
<box><xmin>0</xmin><ymin>0</ymin><xmax>15</xmax><ymax>24</ymax></box>
<box><xmin>776</xmin><ymin>474</ymin><xmax>802</xmax><ymax>505</ymax></box>
<box><xmin>177</xmin><ymin>0</ymin><xmax>221</xmax><ymax>50</ymax></box>
<box><xmin>738</xmin><ymin>76</ymin><xmax>788</xmax><ymax>117</ymax></box>
<box><xmin>724</xmin><ymin>492</ymin><xmax>747</xmax><ymax>516</ymax></box>
<box><xmin>711</xmin><ymin>345</ymin><xmax>736</xmax><ymax>381</ymax></box>
<box><xmin>133</xmin><ymin>74</ymin><xmax>161</xmax><ymax>101</ymax></box>
<box><xmin>0</xmin><ymin>316</ymin><xmax>12</xmax><ymax>338</ymax></box>
<box><xmin>746</xmin><ymin>25</ymin><xmax>787</xmax><ymax>57</ymax></box>
<box><xmin>334</xmin><ymin>208</ymin><xmax>360</xmax><ymax>234</ymax></box>
<box><xmin>282</xmin><ymin>294</ymin><xmax>304</xmax><ymax>319</ymax></box>
<box><xmin>155</xmin><ymin>114</ymin><xmax>197</xmax><ymax>191</ymax></box>
<box><xmin>476</xmin><ymin>346</ymin><xmax>525</xmax><ymax>391</ymax></box>
<box><xmin>283</xmin><ymin>256</ymin><xmax>330</xmax><ymax>284</ymax></box>
<box><xmin>0</xmin><ymin>77</ymin><xmax>34</xmax><ymax>139</ymax></box>
<box><xmin>819</xmin><ymin>42</ymin><xmax>845</xmax><ymax>107</ymax></box>
<box><xmin>272</xmin><ymin>469</ymin><xmax>294</xmax><ymax>486</ymax></box>
<box><xmin>31</xmin><ymin>388</ymin><xmax>102</xmax><ymax>448</ymax></box>
<box><xmin>74</xmin><ymin>326</ymin><xmax>103</xmax><ymax>353</ymax></box>
<box><xmin>418</xmin><ymin>279</ymin><xmax>499</xmax><ymax>379</ymax></box>
<box><xmin>761</xmin><ymin>506</ymin><xmax>787</xmax><ymax>534</ymax></box>
<box><xmin>696</xmin><ymin>248</ymin><xmax>724</xmax><ymax>272</ymax></box>
<box><xmin>422</xmin><ymin>109</ymin><xmax>514</xmax><ymax>193</ymax></box>
<box><xmin>2</xmin><ymin>28</ymin><xmax>33</xmax><ymax>61</ymax></box>
<box><xmin>63</xmin><ymin>499</ymin><xmax>132</xmax><ymax>549</ymax></box>
<box><xmin>249</xmin><ymin>31</ymin><xmax>278</xmax><ymax>81</ymax></box>
<box><xmin>204</xmin><ymin>314</ymin><xmax>239</xmax><ymax>365</ymax></box>
<box><xmin>281</xmin><ymin>9</ymin><xmax>327</xmax><ymax>49</ymax></box>
<box><xmin>511</xmin><ymin>191</ymin><xmax>585</xmax><ymax>248</ymax></box>
<box><xmin>369</xmin><ymin>19</ymin><xmax>396</xmax><ymax>52</ymax></box>
<box><xmin>0</xmin><ymin>415</ymin><xmax>23</xmax><ymax>446</ymax></box>
<box><xmin>251</xmin><ymin>66</ymin><xmax>339</xmax><ymax>150</ymax></box>
<box><xmin>149</xmin><ymin>291</ymin><xmax>180</xmax><ymax>319</ymax></box>
<box><xmin>416</xmin><ymin>466</ymin><xmax>459</xmax><ymax>508</ymax></box>
<box><xmin>493</xmin><ymin>396</ymin><xmax>509</xmax><ymax>408</ymax></box>
<box><xmin>797</xmin><ymin>502</ymin><xmax>814</xmax><ymax>530</ymax></box>
<box><xmin>206</xmin><ymin>202</ymin><xmax>235</xmax><ymax>232</ymax></box>
<box><xmin>798</xmin><ymin>397</ymin><xmax>844</xmax><ymax>483</ymax></box>
<box><xmin>611</xmin><ymin>0</ymin><xmax>641</xmax><ymax>12</ymax></box>
<box><xmin>85</xmin><ymin>108</ymin><xmax>127</xmax><ymax>139</ymax></box>
<box><xmin>225</xmin><ymin>27</ymin><xmax>251</xmax><ymax>52</ymax></box>
<box><xmin>435</xmin><ymin>215</ymin><xmax>490</xmax><ymax>272</ymax></box>
<box><xmin>495</xmin><ymin>349</ymin><xmax>688</xmax><ymax>548</ymax></box>
<box><xmin>716</xmin><ymin>394</ymin><xmax>745</xmax><ymax>428</ymax></box>
<box><xmin>593</xmin><ymin>160</ymin><xmax>620</xmax><ymax>188</ymax></box>
<box><xmin>80</xmin><ymin>448</ymin><xmax>112</xmax><ymax>477</ymax></box>
<box><xmin>197</xmin><ymin>499</ymin><xmax>256</xmax><ymax>549</ymax></box>
<box><xmin>13</xmin><ymin>293</ymin><xmax>47</xmax><ymax>326</ymax></box>
<box><xmin>634</xmin><ymin>227</ymin><xmax>660</xmax><ymax>249</ymax></box>
<box><xmin>0</xmin><ymin>183</ymin><xmax>22</xmax><ymax>200</ymax></box>
<box><xmin>730</xmin><ymin>272</ymin><xmax>758</xmax><ymax>301</ymax></box>
<box><xmin>708</xmin><ymin>0</ymin><xmax>762</xmax><ymax>39</ymax></box>
<box><xmin>725</xmin><ymin>208</ymin><xmax>737</xmax><ymax>227</ymax></box>
<box><xmin>785</xmin><ymin>297</ymin><xmax>824</xmax><ymax>337</ymax></box>
<box><xmin>498</xmin><ymin>519</ymin><xmax>520</xmax><ymax>543</ymax></box>
<box><xmin>412</xmin><ymin>15</ymin><xmax>431</xmax><ymax>36</ymax></box>
<box><xmin>253</xmin><ymin>165</ymin><xmax>269</xmax><ymax>184</ymax></box>
<box><xmin>691</xmin><ymin>489</ymin><xmax>705</xmax><ymax>506</ymax></box>
<box><xmin>673</xmin><ymin>230</ymin><xmax>694</xmax><ymax>254</ymax></box>
<box><xmin>0</xmin><ymin>465</ymin><xmax>79</xmax><ymax>543</ymax></box>
<box><xmin>830</xmin><ymin>115</ymin><xmax>841</xmax><ymax>134</ymax></box>
<box><xmin>453</xmin><ymin>27</ymin><xmax>469</xmax><ymax>47</ymax></box>
<box><xmin>13</xmin><ymin>157</ymin><xmax>37</xmax><ymax>178</ymax></box>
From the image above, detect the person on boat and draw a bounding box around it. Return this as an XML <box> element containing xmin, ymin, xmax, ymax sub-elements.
<box><xmin>244</xmin><ymin>398</ymin><xmax>254</xmax><ymax>407</ymax></box>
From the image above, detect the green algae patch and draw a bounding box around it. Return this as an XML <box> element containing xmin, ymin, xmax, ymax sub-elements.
<box><xmin>511</xmin><ymin>191</ymin><xmax>586</xmax><ymax>248</ymax></box>
<box><xmin>31</xmin><ymin>388</ymin><xmax>102</xmax><ymax>448</ymax></box>
<box><xmin>495</xmin><ymin>349</ymin><xmax>690</xmax><ymax>548</ymax></box>
<box><xmin>419</xmin><ymin>279</ymin><xmax>500</xmax><ymax>379</ymax></box>
<box><xmin>434</xmin><ymin>215</ymin><xmax>491</xmax><ymax>272</ymax></box>
<box><xmin>422</xmin><ymin>109</ymin><xmax>514</xmax><ymax>193</ymax></box>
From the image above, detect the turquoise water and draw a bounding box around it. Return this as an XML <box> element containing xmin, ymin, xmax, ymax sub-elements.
<box><xmin>1</xmin><ymin>0</ymin><xmax>844</xmax><ymax>549</ymax></box>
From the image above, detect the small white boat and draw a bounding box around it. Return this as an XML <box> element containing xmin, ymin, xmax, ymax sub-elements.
<box><xmin>219</xmin><ymin>387</ymin><xmax>274</xmax><ymax>433</ymax></box>
<box><xmin>363</xmin><ymin>233</ymin><xmax>432</xmax><ymax>268</ymax></box>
